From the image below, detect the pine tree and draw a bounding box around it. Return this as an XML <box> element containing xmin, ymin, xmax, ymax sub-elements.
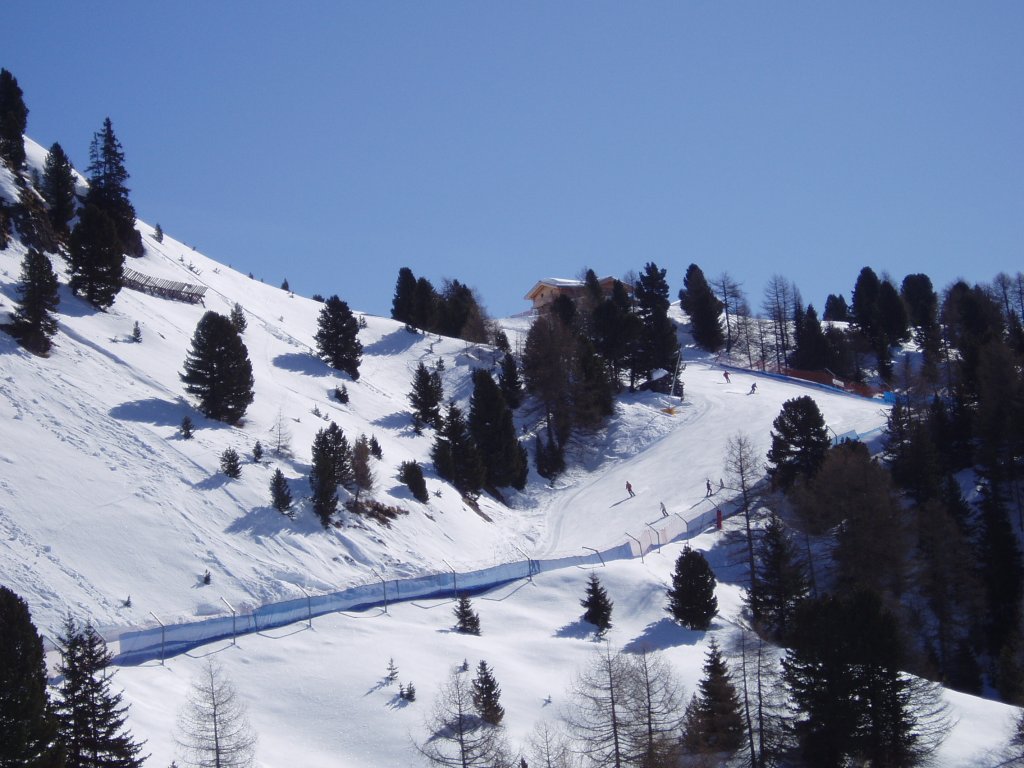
<box><xmin>7</xmin><ymin>247</ymin><xmax>60</xmax><ymax>355</ymax></box>
<box><xmin>67</xmin><ymin>204</ymin><xmax>124</xmax><ymax>309</ymax></box>
<box><xmin>220</xmin><ymin>447</ymin><xmax>241</xmax><ymax>478</ymax></box>
<box><xmin>468</xmin><ymin>368</ymin><xmax>526</xmax><ymax>490</ymax></box>
<box><xmin>497</xmin><ymin>352</ymin><xmax>523</xmax><ymax>410</ymax></box>
<box><xmin>0</xmin><ymin>68</ymin><xmax>28</xmax><ymax>169</ymax></box>
<box><xmin>180</xmin><ymin>416</ymin><xmax>194</xmax><ymax>439</ymax></box>
<box><xmin>251</xmin><ymin>440</ymin><xmax>263</xmax><ymax>462</ymax></box>
<box><xmin>181</xmin><ymin>312</ymin><xmax>255</xmax><ymax>424</ymax></box>
<box><xmin>314</xmin><ymin>295</ymin><xmax>363</xmax><ymax>379</ymax></box>
<box><xmin>409</xmin><ymin>362</ymin><xmax>443</xmax><ymax>430</ymax></box>
<box><xmin>747</xmin><ymin>513</ymin><xmax>809</xmax><ymax>642</ymax></box>
<box><xmin>432</xmin><ymin>404</ymin><xmax>485</xmax><ymax>498</ymax></box>
<box><xmin>130</xmin><ymin>321</ymin><xmax>141</xmax><ymax>343</ymax></box>
<box><xmin>386</xmin><ymin>658</ymin><xmax>399</xmax><ymax>684</ymax></box>
<box><xmin>391</xmin><ymin>266</ymin><xmax>417</xmax><ymax>326</ymax></box>
<box><xmin>682</xmin><ymin>639</ymin><xmax>745</xmax><ymax>755</ymax></box>
<box><xmin>368</xmin><ymin>434</ymin><xmax>382</xmax><ymax>459</ymax></box>
<box><xmin>399</xmin><ymin>460</ymin><xmax>429</xmax><ymax>503</ymax></box>
<box><xmin>269</xmin><ymin>468</ymin><xmax>293</xmax><ymax>515</ymax></box>
<box><xmin>42</xmin><ymin>141</ymin><xmax>77</xmax><ymax>240</ymax></box>
<box><xmin>84</xmin><ymin>117</ymin><xmax>143</xmax><ymax>257</ymax></box>
<box><xmin>352</xmin><ymin>434</ymin><xmax>375</xmax><ymax>500</ymax></box>
<box><xmin>666</xmin><ymin>546</ymin><xmax>717</xmax><ymax>630</ymax></box>
<box><xmin>471</xmin><ymin>661</ymin><xmax>505</xmax><ymax>726</ymax></box>
<box><xmin>152</xmin><ymin>223</ymin><xmax>163</xmax><ymax>243</ymax></box>
<box><xmin>55</xmin><ymin>616</ymin><xmax>147</xmax><ymax>768</ymax></box>
<box><xmin>823</xmin><ymin>293</ymin><xmax>849</xmax><ymax>322</ymax></box>
<box><xmin>453</xmin><ymin>595</ymin><xmax>481</xmax><ymax>635</ymax></box>
<box><xmin>309</xmin><ymin>426</ymin><xmax>340</xmax><ymax>528</ymax></box>
<box><xmin>633</xmin><ymin>261</ymin><xmax>679</xmax><ymax>377</ymax></box>
<box><xmin>0</xmin><ymin>586</ymin><xmax>63</xmax><ymax>767</ymax></box>
<box><xmin>766</xmin><ymin>395</ymin><xmax>830</xmax><ymax>490</ymax></box>
<box><xmin>679</xmin><ymin>262</ymin><xmax>725</xmax><ymax>352</ymax></box>
<box><xmin>229</xmin><ymin>303</ymin><xmax>247</xmax><ymax>334</ymax></box>
<box><xmin>579</xmin><ymin>572</ymin><xmax>613</xmax><ymax>636</ymax></box>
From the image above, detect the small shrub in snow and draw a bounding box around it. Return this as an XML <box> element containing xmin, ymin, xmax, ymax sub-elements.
<box><xmin>180</xmin><ymin>416</ymin><xmax>194</xmax><ymax>439</ymax></box>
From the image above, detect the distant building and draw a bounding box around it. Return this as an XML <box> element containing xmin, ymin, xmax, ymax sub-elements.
<box><xmin>524</xmin><ymin>276</ymin><xmax>628</xmax><ymax>311</ymax></box>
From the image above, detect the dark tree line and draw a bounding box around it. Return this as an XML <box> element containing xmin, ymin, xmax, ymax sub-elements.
<box><xmin>391</xmin><ymin>266</ymin><xmax>494</xmax><ymax>343</ymax></box>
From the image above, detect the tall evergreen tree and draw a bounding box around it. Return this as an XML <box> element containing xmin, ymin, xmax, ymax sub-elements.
<box><xmin>468</xmin><ymin>369</ymin><xmax>526</xmax><ymax>490</ymax></box>
<box><xmin>633</xmin><ymin>261</ymin><xmax>678</xmax><ymax>377</ymax></box>
<box><xmin>579</xmin><ymin>572</ymin><xmax>613</xmax><ymax>636</ymax></box>
<box><xmin>592</xmin><ymin>280</ymin><xmax>639</xmax><ymax>387</ymax></box>
<box><xmin>410</xmin><ymin>276</ymin><xmax>438</xmax><ymax>332</ymax></box>
<box><xmin>408</xmin><ymin>361</ymin><xmax>444</xmax><ymax>431</ymax></box>
<box><xmin>55</xmin><ymin>617</ymin><xmax>146</xmax><ymax>768</ymax></box>
<box><xmin>666</xmin><ymin>546</ymin><xmax>717</xmax><ymax>630</ymax></box>
<box><xmin>181</xmin><ymin>312</ymin><xmax>255</xmax><ymax>424</ymax></box>
<box><xmin>0</xmin><ymin>586</ymin><xmax>64</xmax><ymax>768</ymax></box>
<box><xmin>679</xmin><ymin>263</ymin><xmax>725</xmax><ymax>352</ymax></box>
<box><xmin>900</xmin><ymin>273</ymin><xmax>938</xmax><ymax>332</ymax></box>
<box><xmin>789</xmin><ymin>304</ymin><xmax>829</xmax><ymax>370</ymax></box>
<box><xmin>391</xmin><ymin>266</ymin><xmax>417</xmax><ymax>326</ymax></box>
<box><xmin>42</xmin><ymin>142</ymin><xmax>77</xmax><ymax>240</ymax></box>
<box><xmin>352</xmin><ymin>434</ymin><xmax>375</xmax><ymax>500</ymax></box>
<box><xmin>766</xmin><ymin>395</ymin><xmax>831</xmax><ymax>490</ymax></box>
<box><xmin>398</xmin><ymin>460</ymin><xmax>429</xmax><ymax>503</ymax></box>
<box><xmin>84</xmin><ymin>118</ymin><xmax>142</xmax><ymax>257</ymax></box>
<box><xmin>309</xmin><ymin>426</ymin><xmax>340</xmax><ymax>527</ymax></box>
<box><xmin>0</xmin><ymin>68</ymin><xmax>28</xmax><ymax>169</ymax></box>
<box><xmin>822</xmin><ymin>293</ymin><xmax>849</xmax><ymax>322</ymax></box>
<box><xmin>219</xmin><ymin>448</ymin><xmax>242</xmax><ymax>479</ymax></box>
<box><xmin>7</xmin><ymin>247</ymin><xmax>60</xmax><ymax>355</ymax></box>
<box><xmin>67</xmin><ymin>204</ymin><xmax>124</xmax><ymax>310</ymax></box>
<box><xmin>269</xmin><ymin>468</ymin><xmax>293</xmax><ymax>515</ymax></box>
<box><xmin>228</xmin><ymin>303</ymin><xmax>247</xmax><ymax>334</ymax></box>
<box><xmin>314</xmin><ymin>295</ymin><xmax>362</xmax><ymax>380</ymax></box>
<box><xmin>497</xmin><ymin>352</ymin><xmax>523</xmax><ymax>410</ymax></box>
<box><xmin>682</xmin><ymin>639</ymin><xmax>745</xmax><ymax>755</ymax></box>
<box><xmin>471</xmin><ymin>661</ymin><xmax>505</xmax><ymax>726</ymax></box>
<box><xmin>432</xmin><ymin>403</ymin><xmax>485</xmax><ymax>498</ymax></box>
<box><xmin>747</xmin><ymin>513</ymin><xmax>809</xmax><ymax>642</ymax></box>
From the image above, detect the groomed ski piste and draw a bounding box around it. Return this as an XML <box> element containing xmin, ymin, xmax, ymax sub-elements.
<box><xmin>1</xmin><ymin>137</ymin><xmax>1019</xmax><ymax>766</ymax></box>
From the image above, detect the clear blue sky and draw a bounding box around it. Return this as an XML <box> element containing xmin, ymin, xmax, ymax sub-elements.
<box><xmin>6</xmin><ymin>2</ymin><xmax>1022</xmax><ymax>318</ymax></box>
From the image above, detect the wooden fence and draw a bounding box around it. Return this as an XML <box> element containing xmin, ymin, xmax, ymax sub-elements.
<box><xmin>122</xmin><ymin>267</ymin><xmax>207</xmax><ymax>304</ymax></box>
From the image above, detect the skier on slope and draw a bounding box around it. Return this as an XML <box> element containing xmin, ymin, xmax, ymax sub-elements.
<box><xmin>626</xmin><ymin>481</ymin><xmax>635</xmax><ymax>498</ymax></box>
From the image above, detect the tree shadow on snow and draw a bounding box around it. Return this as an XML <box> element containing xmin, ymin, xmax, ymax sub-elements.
<box><xmin>192</xmin><ymin>473</ymin><xmax>230</xmax><ymax>491</ymax></box>
<box><xmin>109</xmin><ymin>397</ymin><xmax>192</xmax><ymax>427</ymax></box>
<box><xmin>622</xmin><ymin>617</ymin><xmax>704</xmax><ymax>653</ymax></box>
<box><xmin>272</xmin><ymin>352</ymin><xmax>334</xmax><ymax>377</ymax></box>
<box><xmin>362</xmin><ymin>327</ymin><xmax>422</xmax><ymax>356</ymax></box>
<box><xmin>224</xmin><ymin>504</ymin><xmax>295</xmax><ymax>535</ymax></box>
<box><xmin>554</xmin><ymin>619</ymin><xmax>600</xmax><ymax>640</ymax></box>
<box><xmin>372</xmin><ymin>411</ymin><xmax>417</xmax><ymax>432</ymax></box>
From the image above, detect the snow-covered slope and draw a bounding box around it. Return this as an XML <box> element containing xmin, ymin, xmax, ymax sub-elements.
<box><xmin>2</xmin><ymin>138</ymin><xmax>1016</xmax><ymax>765</ymax></box>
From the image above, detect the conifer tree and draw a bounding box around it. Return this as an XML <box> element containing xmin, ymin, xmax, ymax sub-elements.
<box><xmin>42</xmin><ymin>141</ymin><xmax>77</xmax><ymax>239</ymax></box>
<box><xmin>84</xmin><ymin>117</ymin><xmax>143</xmax><ymax>257</ymax></box>
<box><xmin>679</xmin><ymin>262</ymin><xmax>725</xmax><ymax>352</ymax></box>
<box><xmin>453</xmin><ymin>595</ymin><xmax>481</xmax><ymax>635</ymax></box>
<box><xmin>432</xmin><ymin>403</ymin><xmax>485</xmax><ymax>498</ymax></box>
<box><xmin>580</xmin><ymin>572</ymin><xmax>613</xmax><ymax>636</ymax></box>
<box><xmin>497</xmin><ymin>352</ymin><xmax>523</xmax><ymax>410</ymax></box>
<box><xmin>682</xmin><ymin>639</ymin><xmax>745</xmax><ymax>755</ymax></box>
<box><xmin>0</xmin><ymin>586</ymin><xmax>63</xmax><ymax>767</ymax></box>
<box><xmin>180</xmin><ymin>416</ymin><xmax>195</xmax><ymax>439</ymax></box>
<box><xmin>633</xmin><ymin>261</ymin><xmax>678</xmax><ymax>376</ymax></box>
<box><xmin>7</xmin><ymin>247</ymin><xmax>60</xmax><ymax>355</ymax></box>
<box><xmin>229</xmin><ymin>303</ymin><xmax>247</xmax><ymax>334</ymax></box>
<box><xmin>269</xmin><ymin>468</ymin><xmax>293</xmax><ymax>515</ymax></box>
<box><xmin>0</xmin><ymin>68</ymin><xmax>28</xmax><ymax>169</ymax></box>
<box><xmin>391</xmin><ymin>266</ymin><xmax>417</xmax><ymax>326</ymax></box>
<box><xmin>181</xmin><ymin>312</ymin><xmax>255</xmax><ymax>424</ymax></box>
<box><xmin>766</xmin><ymin>395</ymin><xmax>830</xmax><ymax>490</ymax></box>
<box><xmin>399</xmin><ymin>460</ymin><xmax>430</xmax><ymax>503</ymax></box>
<box><xmin>220</xmin><ymin>447</ymin><xmax>241</xmax><ymax>478</ymax></box>
<box><xmin>471</xmin><ymin>661</ymin><xmax>505</xmax><ymax>726</ymax></box>
<box><xmin>468</xmin><ymin>368</ymin><xmax>526</xmax><ymax>490</ymax></box>
<box><xmin>747</xmin><ymin>513</ymin><xmax>809</xmax><ymax>642</ymax></box>
<box><xmin>666</xmin><ymin>546</ymin><xmax>717</xmax><ymax>630</ymax></box>
<box><xmin>54</xmin><ymin>616</ymin><xmax>147</xmax><ymax>768</ymax></box>
<box><xmin>314</xmin><ymin>295</ymin><xmax>362</xmax><ymax>380</ymax></box>
<box><xmin>352</xmin><ymin>434</ymin><xmax>375</xmax><ymax>500</ymax></box>
<box><xmin>592</xmin><ymin>279</ymin><xmax>639</xmax><ymax>387</ymax></box>
<box><xmin>368</xmin><ymin>434</ymin><xmax>382</xmax><ymax>459</ymax></box>
<box><xmin>67</xmin><ymin>204</ymin><xmax>124</xmax><ymax>309</ymax></box>
<box><xmin>309</xmin><ymin>427</ymin><xmax>339</xmax><ymax>528</ymax></box>
<box><xmin>823</xmin><ymin>293</ymin><xmax>849</xmax><ymax>322</ymax></box>
<box><xmin>409</xmin><ymin>361</ymin><xmax>443</xmax><ymax>430</ymax></box>
<box><xmin>152</xmin><ymin>223</ymin><xmax>163</xmax><ymax>243</ymax></box>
